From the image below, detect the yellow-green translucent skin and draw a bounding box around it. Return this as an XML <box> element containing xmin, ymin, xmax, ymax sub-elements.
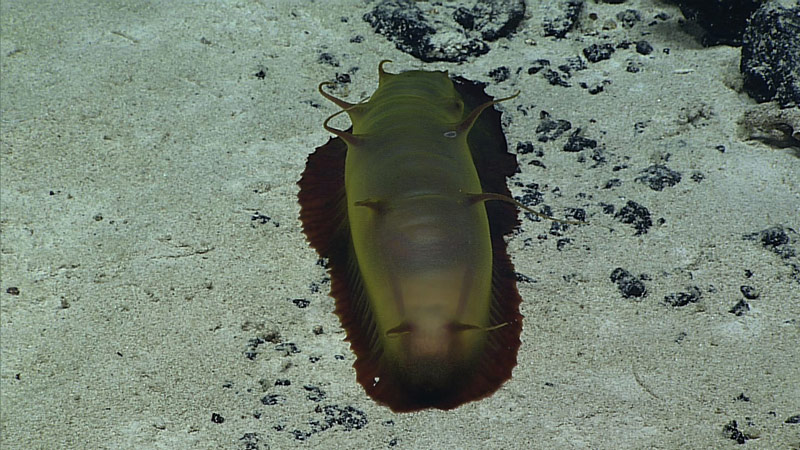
<box><xmin>342</xmin><ymin>69</ymin><xmax>493</xmax><ymax>375</ymax></box>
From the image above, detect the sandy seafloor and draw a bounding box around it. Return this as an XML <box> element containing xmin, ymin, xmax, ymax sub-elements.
<box><xmin>1</xmin><ymin>0</ymin><xmax>799</xmax><ymax>448</ymax></box>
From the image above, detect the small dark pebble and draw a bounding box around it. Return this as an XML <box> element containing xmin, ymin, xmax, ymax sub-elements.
<box><xmin>567</xmin><ymin>208</ymin><xmax>586</xmax><ymax>222</ymax></box>
<box><xmin>636</xmin><ymin>41</ymin><xmax>653</xmax><ymax>55</ymax></box>
<box><xmin>722</xmin><ymin>420</ymin><xmax>754</xmax><ymax>444</ymax></box>
<box><xmin>729</xmin><ymin>299</ymin><xmax>750</xmax><ymax>316</ymax></box>
<box><xmin>292</xmin><ymin>429</ymin><xmax>310</xmax><ymax>441</ymax></box>
<box><xmin>739</xmin><ymin>285</ymin><xmax>759</xmax><ymax>299</ymax></box>
<box><xmin>488</xmin><ymin>66</ymin><xmax>510</xmax><ymax>83</ymax></box>
<box><xmin>515</xmin><ymin>272</ymin><xmax>536</xmax><ymax>283</ymax></box>
<box><xmin>542</xmin><ymin>69</ymin><xmax>571</xmax><ymax>87</ymax></box>
<box><xmin>626</xmin><ymin>60</ymin><xmax>642</xmax><ymax>73</ymax></box>
<box><xmin>583</xmin><ymin>43</ymin><xmax>615</xmax><ymax>63</ymax></box>
<box><xmin>318</xmin><ymin>53</ymin><xmax>339</xmax><ymax>67</ymax></box>
<box><xmin>251</xmin><ymin>212</ymin><xmax>279</xmax><ymax>227</ymax></box>
<box><xmin>635</xmin><ymin>165</ymin><xmax>682</xmax><ymax>191</ymax></box>
<box><xmin>240</xmin><ymin>433</ymin><xmax>260</xmax><ymax>448</ymax></box>
<box><xmin>744</xmin><ymin>226</ymin><xmax>796</xmax><ymax>259</ymax></box>
<box><xmin>515</xmin><ymin>141</ymin><xmax>538</xmax><ymax>155</ymax></box>
<box><xmin>318</xmin><ymin>404</ymin><xmax>368</xmax><ymax>431</ymax></box>
<box><xmin>274</xmin><ymin>342</ymin><xmax>300</xmax><ymax>355</ymax></box>
<box><xmin>527</xmin><ymin>59</ymin><xmax>550</xmax><ymax>75</ymax></box>
<box><xmin>261</xmin><ymin>394</ymin><xmax>284</xmax><ymax>405</ymax></box>
<box><xmin>542</xmin><ymin>0</ymin><xmax>583</xmax><ymax>38</ymax></box>
<box><xmin>760</xmin><ymin>227</ymin><xmax>788</xmax><ymax>247</ymax></box>
<box><xmin>614</xmin><ymin>200</ymin><xmax>652</xmax><ymax>235</ymax></box>
<box><xmin>560</xmin><ymin>56</ymin><xmax>586</xmax><ymax>73</ymax></box>
<box><xmin>535</xmin><ymin>111</ymin><xmax>571</xmax><ymax>142</ymax></box>
<box><xmin>304</xmin><ymin>385</ymin><xmax>326</xmax><ymax>402</ymax></box>
<box><xmin>610</xmin><ymin>268</ymin><xmax>647</xmax><ymax>298</ymax></box>
<box><xmin>664</xmin><ymin>286</ymin><xmax>701</xmax><ymax>307</ymax></box>
<box><xmin>616</xmin><ymin>9</ymin><xmax>641</xmax><ymax>29</ymax></box>
<box><xmin>292</xmin><ymin>298</ymin><xmax>310</xmax><ymax>308</ymax></box>
<box><xmin>563</xmin><ymin>130</ymin><xmax>597</xmax><ymax>152</ymax></box>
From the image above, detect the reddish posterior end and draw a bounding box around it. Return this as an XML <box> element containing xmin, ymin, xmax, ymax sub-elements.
<box><xmin>358</xmin><ymin>250</ymin><xmax>522</xmax><ymax>412</ymax></box>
